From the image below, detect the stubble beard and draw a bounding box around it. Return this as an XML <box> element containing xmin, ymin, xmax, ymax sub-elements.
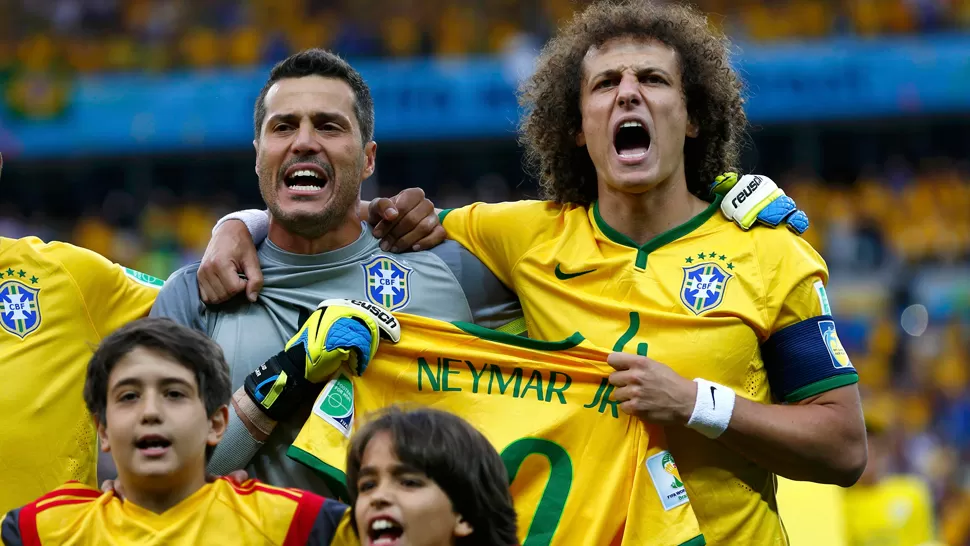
<box><xmin>259</xmin><ymin>158</ymin><xmax>362</xmax><ymax>240</ymax></box>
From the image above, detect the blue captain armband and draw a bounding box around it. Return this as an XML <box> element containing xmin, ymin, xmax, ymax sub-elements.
<box><xmin>761</xmin><ymin>315</ymin><xmax>859</xmax><ymax>403</ymax></box>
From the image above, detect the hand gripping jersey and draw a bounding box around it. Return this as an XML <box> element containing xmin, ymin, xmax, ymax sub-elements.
<box><xmin>0</xmin><ymin>237</ymin><xmax>161</xmax><ymax>513</ymax></box>
<box><xmin>289</xmin><ymin>314</ymin><xmax>705</xmax><ymax>546</ymax></box>
<box><xmin>439</xmin><ymin>199</ymin><xmax>859</xmax><ymax>545</ymax></box>
<box><xmin>0</xmin><ymin>480</ymin><xmax>355</xmax><ymax>546</ymax></box>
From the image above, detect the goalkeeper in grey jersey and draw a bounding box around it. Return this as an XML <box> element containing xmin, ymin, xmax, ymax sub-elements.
<box><xmin>150</xmin><ymin>49</ymin><xmax>522</xmax><ymax>496</ymax></box>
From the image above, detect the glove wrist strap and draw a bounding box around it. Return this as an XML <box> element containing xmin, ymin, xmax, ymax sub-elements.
<box><xmin>243</xmin><ymin>349</ymin><xmax>315</xmax><ymax>422</ymax></box>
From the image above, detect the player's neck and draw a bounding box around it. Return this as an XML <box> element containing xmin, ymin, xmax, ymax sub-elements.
<box><xmin>121</xmin><ymin>470</ymin><xmax>207</xmax><ymax>514</ymax></box>
<box><xmin>268</xmin><ymin>211</ymin><xmax>363</xmax><ymax>255</ymax></box>
<box><xmin>596</xmin><ymin>173</ymin><xmax>708</xmax><ymax>247</ymax></box>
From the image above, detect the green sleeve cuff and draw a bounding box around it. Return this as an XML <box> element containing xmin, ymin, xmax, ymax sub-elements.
<box><xmin>437</xmin><ymin>208</ymin><xmax>454</xmax><ymax>223</ymax></box>
<box><xmin>784</xmin><ymin>373</ymin><xmax>859</xmax><ymax>403</ymax></box>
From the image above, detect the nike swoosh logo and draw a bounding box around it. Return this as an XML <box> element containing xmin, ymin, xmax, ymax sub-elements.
<box><xmin>710</xmin><ymin>386</ymin><xmax>717</xmax><ymax>409</ymax></box>
<box><xmin>554</xmin><ymin>264</ymin><xmax>596</xmax><ymax>280</ymax></box>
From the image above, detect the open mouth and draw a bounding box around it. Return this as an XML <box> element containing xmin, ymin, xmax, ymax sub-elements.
<box><xmin>367</xmin><ymin>517</ymin><xmax>404</xmax><ymax>545</ymax></box>
<box><xmin>135</xmin><ymin>435</ymin><xmax>172</xmax><ymax>457</ymax></box>
<box><xmin>283</xmin><ymin>165</ymin><xmax>330</xmax><ymax>192</ymax></box>
<box><xmin>613</xmin><ymin>120</ymin><xmax>651</xmax><ymax>161</ymax></box>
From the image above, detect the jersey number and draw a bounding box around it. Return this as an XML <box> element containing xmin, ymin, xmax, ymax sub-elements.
<box><xmin>613</xmin><ymin>311</ymin><xmax>648</xmax><ymax>356</ymax></box>
<box><xmin>501</xmin><ymin>438</ymin><xmax>572</xmax><ymax>546</ymax></box>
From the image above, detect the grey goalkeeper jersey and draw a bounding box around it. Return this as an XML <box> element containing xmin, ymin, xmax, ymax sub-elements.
<box><xmin>151</xmin><ymin>224</ymin><xmax>521</xmax><ymax>493</ymax></box>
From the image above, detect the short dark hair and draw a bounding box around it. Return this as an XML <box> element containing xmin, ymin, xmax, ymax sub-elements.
<box><xmin>346</xmin><ymin>407</ymin><xmax>518</xmax><ymax>546</ymax></box>
<box><xmin>519</xmin><ymin>0</ymin><xmax>747</xmax><ymax>203</ymax></box>
<box><xmin>253</xmin><ymin>48</ymin><xmax>375</xmax><ymax>144</ymax></box>
<box><xmin>83</xmin><ymin>317</ymin><xmax>232</xmax><ymax>425</ymax></box>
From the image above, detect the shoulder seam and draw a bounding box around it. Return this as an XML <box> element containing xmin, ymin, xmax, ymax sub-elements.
<box><xmin>41</xmin><ymin>244</ymin><xmax>105</xmax><ymax>340</ymax></box>
<box><xmin>507</xmin><ymin>201</ymin><xmax>570</xmax><ymax>285</ymax></box>
<box><xmin>749</xmin><ymin>231</ymin><xmax>770</xmax><ymax>339</ymax></box>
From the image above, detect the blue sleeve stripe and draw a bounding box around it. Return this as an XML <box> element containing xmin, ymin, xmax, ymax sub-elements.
<box><xmin>761</xmin><ymin>315</ymin><xmax>859</xmax><ymax>403</ymax></box>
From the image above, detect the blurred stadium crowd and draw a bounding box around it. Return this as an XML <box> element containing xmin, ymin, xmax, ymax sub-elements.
<box><xmin>0</xmin><ymin>0</ymin><xmax>968</xmax><ymax>72</ymax></box>
<box><xmin>2</xmin><ymin>0</ymin><xmax>970</xmax><ymax>544</ymax></box>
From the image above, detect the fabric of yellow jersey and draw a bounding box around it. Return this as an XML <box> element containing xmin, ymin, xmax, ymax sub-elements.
<box><xmin>440</xmin><ymin>197</ymin><xmax>837</xmax><ymax>545</ymax></box>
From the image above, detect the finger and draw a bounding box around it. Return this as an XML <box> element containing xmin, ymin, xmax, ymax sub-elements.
<box><xmin>211</xmin><ymin>260</ymin><xmax>249</xmax><ymax>304</ymax></box>
<box><xmin>608</xmin><ymin>369</ymin><xmax>635</xmax><ymax>388</ymax></box>
<box><xmin>228</xmin><ymin>469</ymin><xmax>250</xmax><ymax>484</ymax></box>
<box><xmin>198</xmin><ymin>282</ymin><xmax>211</xmax><ymax>305</ymax></box>
<box><xmin>619</xmin><ymin>400</ymin><xmax>639</xmax><ymax>416</ymax></box>
<box><xmin>607</xmin><ymin>351</ymin><xmax>640</xmax><ymax>371</ymax></box>
<box><xmin>368</xmin><ymin>198</ymin><xmax>398</xmax><ymax>236</ymax></box>
<box><xmin>611</xmin><ymin>384</ymin><xmax>636</xmax><ymax>403</ymax></box>
<box><xmin>240</xmin><ymin>255</ymin><xmax>264</xmax><ymax>303</ymax></box>
<box><xmin>409</xmin><ymin>225</ymin><xmax>447</xmax><ymax>251</ymax></box>
<box><xmin>388</xmin><ymin>208</ymin><xmax>438</xmax><ymax>253</ymax></box>
<box><xmin>100</xmin><ymin>479</ymin><xmax>115</xmax><ymax>493</ymax></box>
<box><xmin>390</xmin><ymin>187</ymin><xmax>426</xmax><ymax>218</ymax></box>
<box><xmin>198</xmin><ymin>260</ymin><xmax>236</xmax><ymax>304</ymax></box>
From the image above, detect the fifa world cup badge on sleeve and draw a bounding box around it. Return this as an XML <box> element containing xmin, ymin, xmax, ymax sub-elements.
<box><xmin>312</xmin><ymin>371</ymin><xmax>355</xmax><ymax>438</ymax></box>
<box><xmin>362</xmin><ymin>255</ymin><xmax>412</xmax><ymax>311</ymax></box>
<box><xmin>819</xmin><ymin>320</ymin><xmax>853</xmax><ymax>369</ymax></box>
<box><xmin>123</xmin><ymin>267</ymin><xmax>165</xmax><ymax>288</ymax></box>
<box><xmin>0</xmin><ymin>269</ymin><xmax>42</xmax><ymax>339</ymax></box>
<box><xmin>647</xmin><ymin>451</ymin><xmax>690</xmax><ymax>511</ymax></box>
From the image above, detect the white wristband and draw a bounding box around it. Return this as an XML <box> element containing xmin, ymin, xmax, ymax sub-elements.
<box><xmin>687</xmin><ymin>378</ymin><xmax>736</xmax><ymax>439</ymax></box>
<box><xmin>212</xmin><ymin>209</ymin><xmax>270</xmax><ymax>244</ymax></box>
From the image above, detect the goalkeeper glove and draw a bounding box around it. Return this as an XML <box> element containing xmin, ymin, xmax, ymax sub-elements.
<box><xmin>243</xmin><ymin>298</ymin><xmax>401</xmax><ymax>421</ymax></box>
<box><xmin>710</xmin><ymin>172</ymin><xmax>809</xmax><ymax>235</ymax></box>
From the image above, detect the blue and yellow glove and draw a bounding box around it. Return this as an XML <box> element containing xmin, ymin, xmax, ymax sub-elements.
<box><xmin>244</xmin><ymin>299</ymin><xmax>401</xmax><ymax>421</ymax></box>
<box><xmin>710</xmin><ymin>172</ymin><xmax>809</xmax><ymax>234</ymax></box>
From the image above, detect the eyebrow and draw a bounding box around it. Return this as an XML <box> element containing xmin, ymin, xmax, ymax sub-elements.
<box><xmin>266</xmin><ymin>111</ymin><xmax>351</xmax><ymax>127</ymax></box>
<box><xmin>358</xmin><ymin>463</ymin><xmax>425</xmax><ymax>478</ymax></box>
<box><xmin>589</xmin><ymin>66</ymin><xmax>673</xmax><ymax>83</ymax></box>
<box><xmin>110</xmin><ymin>376</ymin><xmax>196</xmax><ymax>392</ymax></box>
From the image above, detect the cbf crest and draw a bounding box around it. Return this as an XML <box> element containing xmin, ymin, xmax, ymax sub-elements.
<box><xmin>680</xmin><ymin>262</ymin><xmax>732</xmax><ymax>315</ymax></box>
<box><xmin>0</xmin><ymin>280</ymin><xmax>42</xmax><ymax>339</ymax></box>
<box><xmin>362</xmin><ymin>256</ymin><xmax>412</xmax><ymax>311</ymax></box>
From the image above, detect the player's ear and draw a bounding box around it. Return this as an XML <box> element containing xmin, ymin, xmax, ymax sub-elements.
<box><xmin>96</xmin><ymin>418</ymin><xmax>111</xmax><ymax>453</ymax></box>
<box><xmin>253</xmin><ymin>140</ymin><xmax>260</xmax><ymax>175</ymax></box>
<box><xmin>686</xmin><ymin>117</ymin><xmax>698</xmax><ymax>138</ymax></box>
<box><xmin>361</xmin><ymin>141</ymin><xmax>377</xmax><ymax>180</ymax></box>
<box><xmin>207</xmin><ymin>405</ymin><xmax>230</xmax><ymax>446</ymax></box>
<box><xmin>453</xmin><ymin>514</ymin><xmax>473</xmax><ymax>538</ymax></box>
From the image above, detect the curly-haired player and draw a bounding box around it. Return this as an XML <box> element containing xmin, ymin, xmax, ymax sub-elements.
<box><xmin>435</xmin><ymin>2</ymin><xmax>866</xmax><ymax>544</ymax></box>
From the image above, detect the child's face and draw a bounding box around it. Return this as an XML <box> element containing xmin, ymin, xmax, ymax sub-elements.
<box><xmin>355</xmin><ymin>431</ymin><xmax>473</xmax><ymax>546</ymax></box>
<box><xmin>97</xmin><ymin>347</ymin><xmax>227</xmax><ymax>487</ymax></box>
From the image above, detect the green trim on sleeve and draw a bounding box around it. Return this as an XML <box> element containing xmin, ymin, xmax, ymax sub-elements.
<box><xmin>287</xmin><ymin>445</ymin><xmax>350</xmax><ymax>501</ymax></box>
<box><xmin>679</xmin><ymin>534</ymin><xmax>706</xmax><ymax>546</ymax></box>
<box><xmin>784</xmin><ymin>373</ymin><xmax>859</xmax><ymax>403</ymax></box>
<box><xmin>437</xmin><ymin>208</ymin><xmax>454</xmax><ymax>224</ymax></box>
<box><xmin>452</xmin><ymin>321</ymin><xmax>584</xmax><ymax>351</ymax></box>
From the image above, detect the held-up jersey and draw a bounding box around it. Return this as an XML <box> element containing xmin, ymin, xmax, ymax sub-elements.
<box><xmin>153</xmin><ymin>228</ymin><xmax>523</xmax><ymax>494</ymax></box>
<box><xmin>439</xmin><ymin>198</ymin><xmax>859</xmax><ymax>545</ymax></box>
<box><xmin>0</xmin><ymin>479</ymin><xmax>356</xmax><ymax>546</ymax></box>
<box><xmin>0</xmin><ymin>237</ymin><xmax>161</xmax><ymax>514</ymax></box>
<box><xmin>289</xmin><ymin>314</ymin><xmax>705</xmax><ymax>546</ymax></box>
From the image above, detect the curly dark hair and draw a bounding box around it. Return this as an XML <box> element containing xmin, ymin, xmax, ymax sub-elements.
<box><xmin>519</xmin><ymin>0</ymin><xmax>747</xmax><ymax>204</ymax></box>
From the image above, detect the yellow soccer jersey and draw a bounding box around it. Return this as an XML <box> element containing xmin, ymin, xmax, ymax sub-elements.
<box><xmin>777</xmin><ymin>478</ymin><xmax>847</xmax><ymax>546</ymax></box>
<box><xmin>843</xmin><ymin>476</ymin><xmax>936</xmax><ymax>546</ymax></box>
<box><xmin>440</xmin><ymin>198</ymin><xmax>859</xmax><ymax>545</ymax></box>
<box><xmin>0</xmin><ymin>237</ymin><xmax>162</xmax><ymax>513</ymax></box>
<box><xmin>0</xmin><ymin>479</ymin><xmax>354</xmax><ymax>545</ymax></box>
<box><xmin>289</xmin><ymin>314</ymin><xmax>705</xmax><ymax>546</ymax></box>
